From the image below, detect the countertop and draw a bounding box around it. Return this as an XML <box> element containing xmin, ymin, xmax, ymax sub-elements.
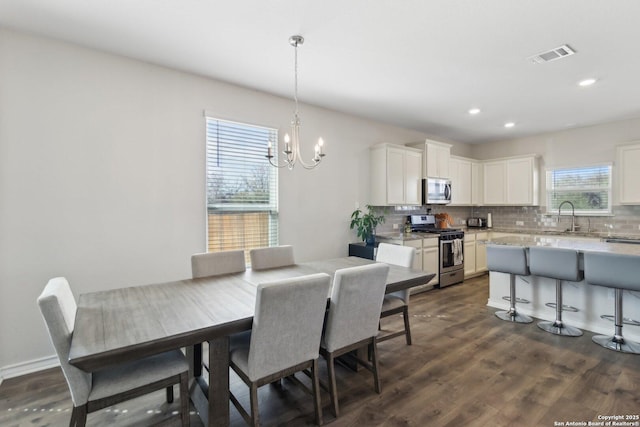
<box><xmin>375</xmin><ymin>227</ymin><xmax>640</xmax><ymax>242</ymax></box>
<box><xmin>479</xmin><ymin>234</ymin><xmax>640</xmax><ymax>256</ymax></box>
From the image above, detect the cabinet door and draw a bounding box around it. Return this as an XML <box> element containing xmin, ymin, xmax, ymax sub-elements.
<box><xmin>450</xmin><ymin>157</ymin><xmax>472</xmax><ymax>205</ymax></box>
<box><xmin>422</xmin><ymin>246</ymin><xmax>439</xmax><ymax>285</ymax></box>
<box><xmin>464</xmin><ymin>241</ymin><xmax>476</xmax><ymax>276</ymax></box>
<box><xmin>386</xmin><ymin>147</ymin><xmax>405</xmax><ymax>205</ymax></box>
<box><xmin>483</xmin><ymin>160</ymin><xmax>506</xmax><ymax>204</ymax></box>
<box><xmin>426</xmin><ymin>143</ymin><xmax>451</xmax><ymax>178</ymax></box>
<box><xmin>405</xmin><ymin>149</ymin><xmax>422</xmax><ymax>205</ymax></box>
<box><xmin>475</xmin><ymin>232</ymin><xmax>488</xmax><ymax>272</ymax></box>
<box><xmin>619</xmin><ymin>143</ymin><xmax>640</xmax><ymax>204</ymax></box>
<box><xmin>507</xmin><ymin>157</ymin><xmax>534</xmax><ymax>205</ymax></box>
<box><xmin>471</xmin><ymin>161</ymin><xmax>483</xmax><ymax>205</ymax></box>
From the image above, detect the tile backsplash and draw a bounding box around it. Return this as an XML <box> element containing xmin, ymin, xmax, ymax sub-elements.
<box><xmin>373</xmin><ymin>205</ymin><xmax>640</xmax><ymax>237</ymax></box>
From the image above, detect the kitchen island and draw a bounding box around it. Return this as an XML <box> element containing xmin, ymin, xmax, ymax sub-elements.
<box><xmin>479</xmin><ymin>235</ymin><xmax>640</xmax><ymax>341</ymax></box>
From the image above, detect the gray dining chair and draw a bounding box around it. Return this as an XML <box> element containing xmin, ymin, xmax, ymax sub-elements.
<box><xmin>375</xmin><ymin>243</ymin><xmax>415</xmax><ymax>345</ymax></box>
<box><xmin>37</xmin><ymin>277</ymin><xmax>190</xmax><ymax>427</ymax></box>
<box><xmin>191</xmin><ymin>249</ymin><xmax>247</xmax><ymax>375</ymax></box>
<box><xmin>191</xmin><ymin>249</ymin><xmax>246</xmax><ymax>278</ymax></box>
<box><xmin>249</xmin><ymin>245</ymin><xmax>295</xmax><ymax>270</ymax></box>
<box><xmin>228</xmin><ymin>273</ymin><xmax>331</xmax><ymax>426</ymax></box>
<box><xmin>320</xmin><ymin>263</ymin><xmax>390</xmax><ymax>418</ymax></box>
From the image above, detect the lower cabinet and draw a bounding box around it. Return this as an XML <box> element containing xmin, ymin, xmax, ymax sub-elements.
<box><xmin>475</xmin><ymin>232</ymin><xmax>488</xmax><ymax>273</ymax></box>
<box><xmin>422</xmin><ymin>238</ymin><xmax>439</xmax><ymax>288</ymax></box>
<box><xmin>464</xmin><ymin>234</ymin><xmax>476</xmax><ymax>276</ymax></box>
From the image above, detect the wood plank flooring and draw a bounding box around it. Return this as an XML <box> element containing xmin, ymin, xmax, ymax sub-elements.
<box><xmin>2</xmin><ymin>274</ymin><xmax>639</xmax><ymax>426</ymax></box>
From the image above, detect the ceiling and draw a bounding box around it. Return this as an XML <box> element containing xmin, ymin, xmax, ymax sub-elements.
<box><xmin>2</xmin><ymin>0</ymin><xmax>640</xmax><ymax>144</ymax></box>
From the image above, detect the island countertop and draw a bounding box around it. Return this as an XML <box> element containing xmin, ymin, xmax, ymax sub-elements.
<box><xmin>478</xmin><ymin>235</ymin><xmax>640</xmax><ymax>256</ymax></box>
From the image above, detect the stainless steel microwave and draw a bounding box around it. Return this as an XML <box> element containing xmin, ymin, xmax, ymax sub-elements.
<box><xmin>422</xmin><ymin>177</ymin><xmax>452</xmax><ymax>205</ymax></box>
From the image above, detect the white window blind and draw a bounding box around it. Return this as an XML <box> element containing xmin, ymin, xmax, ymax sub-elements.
<box><xmin>546</xmin><ymin>164</ymin><xmax>612</xmax><ymax>215</ymax></box>
<box><xmin>205</xmin><ymin>117</ymin><xmax>279</xmax><ymax>263</ymax></box>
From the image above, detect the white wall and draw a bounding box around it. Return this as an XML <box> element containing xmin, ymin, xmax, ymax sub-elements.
<box><xmin>0</xmin><ymin>28</ymin><xmax>433</xmax><ymax>374</ymax></box>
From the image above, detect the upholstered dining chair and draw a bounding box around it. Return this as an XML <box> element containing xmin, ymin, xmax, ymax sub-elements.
<box><xmin>319</xmin><ymin>263</ymin><xmax>390</xmax><ymax>418</ymax></box>
<box><xmin>191</xmin><ymin>249</ymin><xmax>246</xmax><ymax>278</ymax></box>
<box><xmin>37</xmin><ymin>277</ymin><xmax>190</xmax><ymax>427</ymax></box>
<box><xmin>375</xmin><ymin>243</ymin><xmax>416</xmax><ymax>345</ymax></box>
<box><xmin>249</xmin><ymin>245</ymin><xmax>295</xmax><ymax>270</ymax></box>
<box><xmin>191</xmin><ymin>249</ymin><xmax>247</xmax><ymax>375</ymax></box>
<box><xmin>228</xmin><ymin>273</ymin><xmax>331</xmax><ymax>426</ymax></box>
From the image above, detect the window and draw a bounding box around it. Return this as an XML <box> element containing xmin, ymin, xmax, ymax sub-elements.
<box><xmin>546</xmin><ymin>164</ymin><xmax>612</xmax><ymax>215</ymax></box>
<box><xmin>205</xmin><ymin>116</ymin><xmax>278</xmax><ymax>263</ymax></box>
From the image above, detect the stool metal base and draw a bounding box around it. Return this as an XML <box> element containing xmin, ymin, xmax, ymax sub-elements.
<box><xmin>495</xmin><ymin>310</ymin><xmax>533</xmax><ymax>324</ymax></box>
<box><xmin>592</xmin><ymin>334</ymin><xmax>640</xmax><ymax>354</ymax></box>
<box><xmin>537</xmin><ymin>320</ymin><xmax>583</xmax><ymax>337</ymax></box>
<box><xmin>502</xmin><ymin>296</ymin><xmax>530</xmax><ymax>304</ymax></box>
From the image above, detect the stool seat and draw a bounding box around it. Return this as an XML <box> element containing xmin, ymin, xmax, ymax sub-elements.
<box><xmin>529</xmin><ymin>247</ymin><xmax>583</xmax><ymax>337</ymax></box>
<box><xmin>487</xmin><ymin>245</ymin><xmax>532</xmax><ymax>324</ymax></box>
<box><xmin>584</xmin><ymin>252</ymin><xmax>640</xmax><ymax>354</ymax></box>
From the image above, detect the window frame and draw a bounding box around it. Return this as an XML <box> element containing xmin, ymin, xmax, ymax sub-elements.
<box><xmin>204</xmin><ymin>115</ymin><xmax>279</xmax><ymax>260</ymax></box>
<box><xmin>545</xmin><ymin>163</ymin><xmax>613</xmax><ymax>216</ymax></box>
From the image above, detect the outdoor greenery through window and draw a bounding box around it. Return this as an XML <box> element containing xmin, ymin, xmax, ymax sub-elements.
<box><xmin>546</xmin><ymin>164</ymin><xmax>612</xmax><ymax>215</ymax></box>
<box><xmin>206</xmin><ymin>116</ymin><xmax>279</xmax><ymax>264</ymax></box>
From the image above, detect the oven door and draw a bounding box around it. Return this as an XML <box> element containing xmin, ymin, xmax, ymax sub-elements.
<box><xmin>440</xmin><ymin>238</ymin><xmax>464</xmax><ymax>273</ymax></box>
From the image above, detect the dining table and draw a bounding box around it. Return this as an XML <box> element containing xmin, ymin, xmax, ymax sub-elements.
<box><xmin>68</xmin><ymin>255</ymin><xmax>435</xmax><ymax>426</ymax></box>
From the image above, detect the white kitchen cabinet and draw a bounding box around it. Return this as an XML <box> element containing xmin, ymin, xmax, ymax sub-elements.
<box><xmin>475</xmin><ymin>232</ymin><xmax>488</xmax><ymax>272</ymax></box>
<box><xmin>483</xmin><ymin>155</ymin><xmax>539</xmax><ymax>205</ymax></box>
<box><xmin>464</xmin><ymin>234</ymin><xmax>476</xmax><ymax>276</ymax></box>
<box><xmin>483</xmin><ymin>160</ymin><xmax>506</xmax><ymax>205</ymax></box>
<box><xmin>407</xmin><ymin>139</ymin><xmax>452</xmax><ymax>179</ymax></box>
<box><xmin>370</xmin><ymin>144</ymin><xmax>423</xmax><ymax>206</ymax></box>
<box><xmin>618</xmin><ymin>142</ymin><xmax>640</xmax><ymax>204</ymax></box>
<box><xmin>471</xmin><ymin>161</ymin><xmax>483</xmax><ymax>205</ymax></box>
<box><xmin>422</xmin><ymin>237</ymin><xmax>439</xmax><ymax>287</ymax></box>
<box><xmin>449</xmin><ymin>156</ymin><xmax>472</xmax><ymax>205</ymax></box>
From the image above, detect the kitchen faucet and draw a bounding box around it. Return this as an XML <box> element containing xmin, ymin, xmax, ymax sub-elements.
<box><xmin>558</xmin><ymin>200</ymin><xmax>577</xmax><ymax>232</ymax></box>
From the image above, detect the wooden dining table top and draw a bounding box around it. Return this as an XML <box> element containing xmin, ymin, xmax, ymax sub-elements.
<box><xmin>69</xmin><ymin>256</ymin><xmax>434</xmax><ymax>372</ymax></box>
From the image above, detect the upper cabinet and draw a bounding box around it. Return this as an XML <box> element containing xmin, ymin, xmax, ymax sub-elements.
<box><xmin>449</xmin><ymin>156</ymin><xmax>472</xmax><ymax>205</ymax></box>
<box><xmin>618</xmin><ymin>142</ymin><xmax>640</xmax><ymax>204</ymax></box>
<box><xmin>408</xmin><ymin>139</ymin><xmax>452</xmax><ymax>179</ymax></box>
<box><xmin>483</xmin><ymin>155</ymin><xmax>539</xmax><ymax>206</ymax></box>
<box><xmin>370</xmin><ymin>144</ymin><xmax>423</xmax><ymax>206</ymax></box>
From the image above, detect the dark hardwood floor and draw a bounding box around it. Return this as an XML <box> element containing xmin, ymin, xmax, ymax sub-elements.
<box><xmin>2</xmin><ymin>274</ymin><xmax>639</xmax><ymax>426</ymax></box>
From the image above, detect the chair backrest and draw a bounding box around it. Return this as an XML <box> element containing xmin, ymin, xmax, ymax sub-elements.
<box><xmin>376</xmin><ymin>243</ymin><xmax>415</xmax><ymax>268</ymax></box>
<box><xmin>246</xmin><ymin>273</ymin><xmax>331</xmax><ymax>381</ymax></box>
<box><xmin>528</xmin><ymin>246</ymin><xmax>583</xmax><ymax>281</ymax></box>
<box><xmin>486</xmin><ymin>245</ymin><xmax>529</xmax><ymax>276</ymax></box>
<box><xmin>376</xmin><ymin>243</ymin><xmax>414</xmax><ymax>303</ymax></box>
<box><xmin>191</xmin><ymin>250</ymin><xmax>246</xmax><ymax>278</ymax></box>
<box><xmin>249</xmin><ymin>245</ymin><xmax>295</xmax><ymax>270</ymax></box>
<box><xmin>584</xmin><ymin>252</ymin><xmax>640</xmax><ymax>291</ymax></box>
<box><xmin>37</xmin><ymin>277</ymin><xmax>92</xmax><ymax>406</ymax></box>
<box><xmin>322</xmin><ymin>263</ymin><xmax>390</xmax><ymax>352</ymax></box>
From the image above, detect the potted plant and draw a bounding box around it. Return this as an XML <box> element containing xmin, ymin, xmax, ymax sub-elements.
<box><xmin>350</xmin><ymin>205</ymin><xmax>385</xmax><ymax>246</ymax></box>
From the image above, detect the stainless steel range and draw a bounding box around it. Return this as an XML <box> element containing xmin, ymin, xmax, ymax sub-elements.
<box><xmin>410</xmin><ymin>215</ymin><xmax>465</xmax><ymax>287</ymax></box>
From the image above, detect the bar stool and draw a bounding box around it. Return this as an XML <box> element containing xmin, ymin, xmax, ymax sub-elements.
<box><xmin>584</xmin><ymin>252</ymin><xmax>640</xmax><ymax>354</ymax></box>
<box><xmin>486</xmin><ymin>245</ymin><xmax>533</xmax><ymax>323</ymax></box>
<box><xmin>528</xmin><ymin>246</ymin><xmax>583</xmax><ymax>337</ymax></box>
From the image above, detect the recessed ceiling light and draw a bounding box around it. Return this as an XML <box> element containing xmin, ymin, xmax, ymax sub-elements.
<box><xmin>578</xmin><ymin>78</ymin><xmax>597</xmax><ymax>87</ymax></box>
<box><xmin>468</xmin><ymin>108</ymin><xmax>481</xmax><ymax>115</ymax></box>
<box><xmin>504</xmin><ymin>122</ymin><xmax>515</xmax><ymax>128</ymax></box>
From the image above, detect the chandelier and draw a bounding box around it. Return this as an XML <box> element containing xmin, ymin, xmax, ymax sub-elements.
<box><xmin>266</xmin><ymin>35</ymin><xmax>325</xmax><ymax>170</ymax></box>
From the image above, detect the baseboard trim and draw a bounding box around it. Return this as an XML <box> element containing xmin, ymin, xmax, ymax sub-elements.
<box><xmin>0</xmin><ymin>355</ymin><xmax>59</xmax><ymax>381</ymax></box>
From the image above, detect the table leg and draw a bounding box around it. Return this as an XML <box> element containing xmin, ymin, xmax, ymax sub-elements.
<box><xmin>208</xmin><ymin>336</ymin><xmax>230</xmax><ymax>427</ymax></box>
<box><xmin>186</xmin><ymin>343</ymin><xmax>203</xmax><ymax>379</ymax></box>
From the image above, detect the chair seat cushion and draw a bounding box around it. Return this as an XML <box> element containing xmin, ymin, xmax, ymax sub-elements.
<box><xmin>229</xmin><ymin>330</ymin><xmax>252</xmax><ymax>377</ymax></box>
<box><xmin>382</xmin><ymin>294</ymin><xmax>406</xmax><ymax>311</ymax></box>
<box><xmin>89</xmin><ymin>350</ymin><xmax>187</xmax><ymax>402</ymax></box>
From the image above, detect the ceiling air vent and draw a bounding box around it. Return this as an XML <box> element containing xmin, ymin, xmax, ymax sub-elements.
<box><xmin>528</xmin><ymin>44</ymin><xmax>576</xmax><ymax>64</ymax></box>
